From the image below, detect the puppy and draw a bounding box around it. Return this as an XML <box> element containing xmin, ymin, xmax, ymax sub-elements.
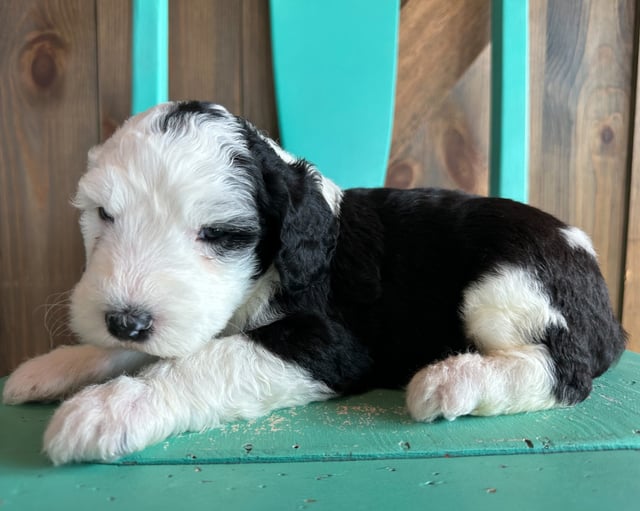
<box><xmin>2</xmin><ymin>101</ymin><xmax>626</xmax><ymax>465</ymax></box>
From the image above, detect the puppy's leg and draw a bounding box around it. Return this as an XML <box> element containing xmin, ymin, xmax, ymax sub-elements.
<box><xmin>407</xmin><ymin>265</ymin><xmax>563</xmax><ymax>422</ymax></box>
<box><xmin>406</xmin><ymin>346</ymin><xmax>557</xmax><ymax>421</ymax></box>
<box><xmin>2</xmin><ymin>345</ymin><xmax>154</xmax><ymax>405</ymax></box>
<box><xmin>43</xmin><ymin>335</ymin><xmax>333</xmax><ymax>465</ymax></box>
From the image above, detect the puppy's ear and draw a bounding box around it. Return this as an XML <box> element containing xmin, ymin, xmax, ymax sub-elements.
<box><xmin>241</xmin><ymin>122</ymin><xmax>338</xmax><ymax>294</ymax></box>
<box><xmin>274</xmin><ymin>161</ymin><xmax>338</xmax><ymax>293</ymax></box>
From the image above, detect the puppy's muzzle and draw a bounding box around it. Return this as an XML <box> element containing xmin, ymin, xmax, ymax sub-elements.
<box><xmin>105</xmin><ymin>308</ymin><xmax>154</xmax><ymax>342</ymax></box>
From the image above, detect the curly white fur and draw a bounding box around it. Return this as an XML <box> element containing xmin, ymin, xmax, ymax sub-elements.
<box><xmin>3</xmin><ymin>103</ymin><xmax>335</xmax><ymax>464</ymax></box>
<box><xmin>4</xmin><ymin>101</ymin><xmax>596</xmax><ymax>465</ymax></box>
<box><xmin>43</xmin><ymin>336</ymin><xmax>332</xmax><ymax>465</ymax></box>
<box><xmin>407</xmin><ymin>266</ymin><xmax>563</xmax><ymax>421</ymax></box>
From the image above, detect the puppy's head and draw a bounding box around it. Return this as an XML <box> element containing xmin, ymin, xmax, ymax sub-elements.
<box><xmin>70</xmin><ymin>101</ymin><xmax>341</xmax><ymax>358</ymax></box>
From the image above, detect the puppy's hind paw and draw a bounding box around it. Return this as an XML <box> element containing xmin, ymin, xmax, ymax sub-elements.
<box><xmin>406</xmin><ymin>354</ymin><xmax>483</xmax><ymax>422</ymax></box>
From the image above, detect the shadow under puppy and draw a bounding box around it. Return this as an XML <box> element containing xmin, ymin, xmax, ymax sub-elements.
<box><xmin>3</xmin><ymin>101</ymin><xmax>626</xmax><ymax>465</ymax></box>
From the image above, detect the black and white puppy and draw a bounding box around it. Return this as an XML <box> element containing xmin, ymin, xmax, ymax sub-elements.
<box><xmin>2</xmin><ymin>101</ymin><xmax>626</xmax><ymax>464</ymax></box>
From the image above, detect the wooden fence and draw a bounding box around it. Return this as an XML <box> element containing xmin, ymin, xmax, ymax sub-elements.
<box><xmin>0</xmin><ymin>0</ymin><xmax>639</xmax><ymax>375</ymax></box>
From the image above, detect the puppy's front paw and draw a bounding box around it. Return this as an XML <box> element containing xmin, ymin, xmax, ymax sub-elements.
<box><xmin>43</xmin><ymin>376</ymin><xmax>161</xmax><ymax>465</ymax></box>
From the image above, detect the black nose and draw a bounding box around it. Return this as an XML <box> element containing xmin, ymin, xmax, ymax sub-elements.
<box><xmin>105</xmin><ymin>308</ymin><xmax>153</xmax><ymax>341</ymax></box>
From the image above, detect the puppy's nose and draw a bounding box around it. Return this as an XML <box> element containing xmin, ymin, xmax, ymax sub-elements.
<box><xmin>105</xmin><ymin>308</ymin><xmax>153</xmax><ymax>341</ymax></box>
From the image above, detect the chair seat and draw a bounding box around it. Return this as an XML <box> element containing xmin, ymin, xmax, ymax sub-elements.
<box><xmin>1</xmin><ymin>351</ymin><xmax>639</xmax><ymax>509</ymax></box>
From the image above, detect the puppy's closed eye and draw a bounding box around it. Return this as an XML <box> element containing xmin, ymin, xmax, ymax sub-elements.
<box><xmin>97</xmin><ymin>207</ymin><xmax>114</xmax><ymax>223</ymax></box>
<box><xmin>197</xmin><ymin>226</ymin><xmax>258</xmax><ymax>252</ymax></box>
<box><xmin>197</xmin><ymin>226</ymin><xmax>228</xmax><ymax>243</ymax></box>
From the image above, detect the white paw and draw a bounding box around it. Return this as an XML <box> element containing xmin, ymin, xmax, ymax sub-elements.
<box><xmin>43</xmin><ymin>376</ymin><xmax>163</xmax><ymax>465</ymax></box>
<box><xmin>2</xmin><ymin>348</ymin><xmax>79</xmax><ymax>405</ymax></box>
<box><xmin>406</xmin><ymin>353</ymin><xmax>483</xmax><ymax>422</ymax></box>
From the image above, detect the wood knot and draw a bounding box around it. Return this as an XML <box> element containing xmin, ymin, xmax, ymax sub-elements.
<box><xmin>442</xmin><ymin>126</ymin><xmax>485</xmax><ymax>193</ymax></box>
<box><xmin>20</xmin><ymin>31</ymin><xmax>67</xmax><ymax>97</ymax></box>
<box><xmin>600</xmin><ymin>125</ymin><xmax>614</xmax><ymax>145</ymax></box>
<box><xmin>386</xmin><ymin>160</ymin><xmax>417</xmax><ymax>189</ymax></box>
<box><xmin>32</xmin><ymin>49</ymin><xmax>57</xmax><ymax>88</ymax></box>
<box><xmin>102</xmin><ymin>117</ymin><xmax>119</xmax><ymax>142</ymax></box>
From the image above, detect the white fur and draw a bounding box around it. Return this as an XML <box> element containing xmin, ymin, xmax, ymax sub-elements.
<box><xmin>406</xmin><ymin>345</ymin><xmax>557</xmax><ymax>422</ymax></box>
<box><xmin>70</xmin><ymin>105</ymin><xmax>267</xmax><ymax>358</ymax></box>
<box><xmin>2</xmin><ymin>345</ymin><xmax>153</xmax><ymax>405</ymax></box>
<box><xmin>560</xmin><ymin>226</ymin><xmax>597</xmax><ymax>258</ymax></box>
<box><xmin>461</xmin><ymin>265</ymin><xmax>567</xmax><ymax>352</ymax></box>
<box><xmin>407</xmin><ymin>265</ymin><xmax>563</xmax><ymax>421</ymax></box>
<box><xmin>318</xmin><ymin>174</ymin><xmax>343</xmax><ymax>216</ymax></box>
<box><xmin>263</xmin><ymin>136</ymin><xmax>297</xmax><ymax>165</ymax></box>
<box><xmin>2</xmin><ymin>103</ymin><xmax>573</xmax><ymax>464</ymax></box>
<box><xmin>263</xmin><ymin>136</ymin><xmax>343</xmax><ymax>215</ymax></box>
<box><xmin>3</xmin><ymin>103</ymin><xmax>337</xmax><ymax>464</ymax></box>
<box><xmin>43</xmin><ymin>335</ymin><xmax>333</xmax><ymax>465</ymax></box>
<box><xmin>223</xmin><ymin>266</ymin><xmax>282</xmax><ymax>336</ymax></box>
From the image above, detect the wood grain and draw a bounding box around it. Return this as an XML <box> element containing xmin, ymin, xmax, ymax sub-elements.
<box><xmin>0</xmin><ymin>0</ymin><xmax>638</xmax><ymax>374</ymax></box>
<box><xmin>387</xmin><ymin>46</ymin><xmax>490</xmax><ymax>194</ymax></box>
<box><xmin>0</xmin><ymin>0</ymin><xmax>99</xmax><ymax>375</ymax></box>
<box><xmin>169</xmin><ymin>0</ymin><xmax>242</xmax><ymax>111</ymax></box>
<box><xmin>529</xmin><ymin>0</ymin><xmax>636</xmax><ymax>314</ymax></box>
<box><xmin>97</xmin><ymin>0</ymin><xmax>132</xmax><ymax>141</ymax></box>
<box><xmin>170</xmin><ymin>0</ymin><xmax>278</xmax><ymax>133</ymax></box>
<box><xmin>622</xmin><ymin>12</ymin><xmax>640</xmax><ymax>352</ymax></box>
<box><xmin>241</xmin><ymin>0</ymin><xmax>279</xmax><ymax>137</ymax></box>
<box><xmin>388</xmin><ymin>0</ymin><xmax>490</xmax><ymax>184</ymax></box>
<box><xmin>624</xmin><ymin>152</ymin><xmax>640</xmax><ymax>351</ymax></box>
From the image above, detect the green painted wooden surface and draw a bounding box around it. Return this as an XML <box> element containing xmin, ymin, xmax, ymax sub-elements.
<box><xmin>1</xmin><ymin>452</ymin><xmax>639</xmax><ymax>511</ymax></box>
<box><xmin>1</xmin><ymin>352</ymin><xmax>638</xmax><ymax>468</ymax></box>
<box><xmin>81</xmin><ymin>351</ymin><xmax>640</xmax><ymax>464</ymax></box>
<box><xmin>1</xmin><ymin>352</ymin><xmax>639</xmax><ymax>509</ymax></box>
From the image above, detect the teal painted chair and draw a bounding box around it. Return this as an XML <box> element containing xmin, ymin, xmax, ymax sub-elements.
<box><xmin>270</xmin><ymin>0</ymin><xmax>528</xmax><ymax>202</ymax></box>
<box><xmin>131</xmin><ymin>0</ymin><xmax>529</xmax><ymax>202</ymax></box>
<box><xmin>2</xmin><ymin>4</ymin><xmax>639</xmax><ymax>508</ymax></box>
<box><xmin>131</xmin><ymin>0</ymin><xmax>168</xmax><ymax>115</ymax></box>
<box><xmin>269</xmin><ymin>0</ymin><xmax>399</xmax><ymax>189</ymax></box>
<box><xmin>489</xmin><ymin>0</ymin><xmax>529</xmax><ymax>202</ymax></box>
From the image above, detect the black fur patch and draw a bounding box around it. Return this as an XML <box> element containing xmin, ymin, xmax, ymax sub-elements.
<box><xmin>250</xmin><ymin>312</ymin><xmax>373</xmax><ymax>394</ymax></box>
<box><xmin>154</xmin><ymin>104</ymin><xmax>626</xmax><ymax>405</ymax></box>
<box><xmin>238</xmin><ymin>120</ymin><xmax>338</xmax><ymax>289</ymax></box>
<box><xmin>246</xmin><ymin>183</ymin><xmax>626</xmax><ymax>400</ymax></box>
<box><xmin>156</xmin><ymin>100</ymin><xmax>227</xmax><ymax>134</ymax></box>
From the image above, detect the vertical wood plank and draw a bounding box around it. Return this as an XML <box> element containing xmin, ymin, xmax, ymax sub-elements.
<box><xmin>97</xmin><ymin>0</ymin><xmax>132</xmax><ymax>140</ymax></box>
<box><xmin>0</xmin><ymin>0</ymin><xmax>99</xmax><ymax>374</ymax></box>
<box><xmin>387</xmin><ymin>46</ymin><xmax>490</xmax><ymax>195</ymax></box>
<box><xmin>624</xmin><ymin>149</ymin><xmax>640</xmax><ymax>351</ymax></box>
<box><xmin>529</xmin><ymin>0</ymin><xmax>636</xmax><ymax>313</ymax></box>
<box><xmin>622</xmin><ymin>8</ymin><xmax>640</xmax><ymax>352</ymax></box>
<box><xmin>387</xmin><ymin>0</ymin><xmax>490</xmax><ymax>190</ymax></box>
<box><xmin>241</xmin><ymin>0</ymin><xmax>279</xmax><ymax>137</ymax></box>
<box><xmin>169</xmin><ymin>0</ymin><xmax>242</xmax><ymax>111</ymax></box>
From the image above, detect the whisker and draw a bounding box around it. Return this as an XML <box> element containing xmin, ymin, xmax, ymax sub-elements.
<box><xmin>39</xmin><ymin>289</ymin><xmax>75</xmax><ymax>348</ymax></box>
<box><xmin>222</xmin><ymin>320</ymin><xmax>246</xmax><ymax>336</ymax></box>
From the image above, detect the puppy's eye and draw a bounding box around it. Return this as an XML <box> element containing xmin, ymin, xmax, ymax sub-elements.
<box><xmin>197</xmin><ymin>226</ymin><xmax>227</xmax><ymax>243</ymax></box>
<box><xmin>197</xmin><ymin>226</ymin><xmax>258</xmax><ymax>252</ymax></box>
<box><xmin>98</xmin><ymin>207</ymin><xmax>114</xmax><ymax>223</ymax></box>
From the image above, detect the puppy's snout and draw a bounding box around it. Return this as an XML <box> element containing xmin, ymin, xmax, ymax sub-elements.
<box><xmin>105</xmin><ymin>308</ymin><xmax>153</xmax><ymax>342</ymax></box>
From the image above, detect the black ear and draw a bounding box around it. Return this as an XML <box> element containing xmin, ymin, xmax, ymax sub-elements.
<box><xmin>274</xmin><ymin>161</ymin><xmax>338</xmax><ymax>293</ymax></box>
<box><xmin>241</xmin><ymin>121</ymin><xmax>338</xmax><ymax>294</ymax></box>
